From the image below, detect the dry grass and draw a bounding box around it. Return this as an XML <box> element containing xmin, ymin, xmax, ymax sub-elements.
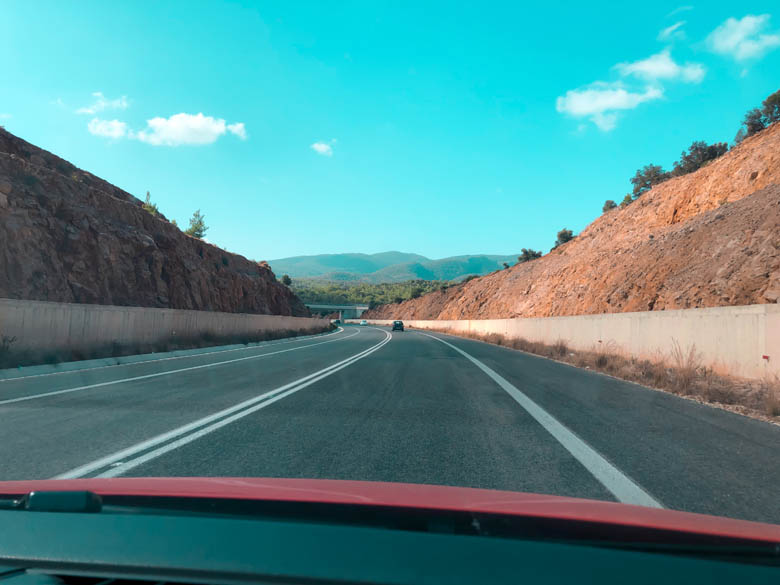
<box><xmin>763</xmin><ymin>376</ymin><xmax>780</xmax><ymax>416</ymax></box>
<box><xmin>669</xmin><ymin>339</ymin><xmax>701</xmax><ymax>393</ymax></box>
<box><xmin>429</xmin><ymin>327</ymin><xmax>779</xmax><ymax>423</ymax></box>
<box><xmin>552</xmin><ymin>339</ymin><xmax>569</xmax><ymax>358</ymax></box>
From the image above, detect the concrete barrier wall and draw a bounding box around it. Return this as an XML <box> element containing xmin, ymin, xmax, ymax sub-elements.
<box><xmin>354</xmin><ymin>304</ymin><xmax>779</xmax><ymax>380</ymax></box>
<box><xmin>0</xmin><ymin>298</ymin><xmax>328</xmax><ymax>353</ymax></box>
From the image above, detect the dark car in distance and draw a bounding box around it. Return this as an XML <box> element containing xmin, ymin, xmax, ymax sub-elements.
<box><xmin>392</xmin><ymin>320</ymin><xmax>404</xmax><ymax>331</ymax></box>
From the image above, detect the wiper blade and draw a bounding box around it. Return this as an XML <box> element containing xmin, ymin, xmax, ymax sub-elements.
<box><xmin>0</xmin><ymin>491</ymin><xmax>102</xmax><ymax>513</ymax></box>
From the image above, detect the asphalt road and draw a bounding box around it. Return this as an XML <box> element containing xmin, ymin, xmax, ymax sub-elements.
<box><xmin>0</xmin><ymin>325</ymin><xmax>778</xmax><ymax>525</ymax></box>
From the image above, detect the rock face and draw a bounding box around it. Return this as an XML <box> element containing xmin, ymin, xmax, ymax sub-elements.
<box><xmin>0</xmin><ymin>128</ymin><xmax>309</xmax><ymax>316</ymax></box>
<box><xmin>366</xmin><ymin>123</ymin><xmax>780</xmax><ymax>320</ymax></box>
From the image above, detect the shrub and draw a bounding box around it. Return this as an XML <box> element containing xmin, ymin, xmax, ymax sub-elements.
<box><xmin>518</xmin><ymin>248</ymin><xmax>542</xmax><ymax>263</ymax></box>
<box><xmin>184</xmin><ymin>209</ymin><xmax>208</xmax><ymax>239</ymax></box>
<box><xmin>671</xmin><ymin>141</ymin><xmax>728</xmax><ymax>177</ymax></box>
<box><xmin>602</xmin><ymin>199</ymin><xmax>617</xmax><ymax>213</ymax></box>
<box><xmin>734</xmin><ymin>90</ymin><xmax>780</xmax><ymax>143</ymax></box>
<box><xmin>742</xmin><ymin>108</ymin><xmax>766</xmax><ymax>138</ymax></box>
<box><xmin>763</xmin><ymin>89</ymin><xmax>780</xmax><ymax>125</ymax></box>
<box><xmin>142</xmin><ymin>191</ymin><xmax>159</xmax><ymax>216</ymax></box>
<box><xmin>502</xmin><ymin>262</ymin><xmax>510</xmax><ymax>269</ymax></box>
<box><xmin>630</xmin><ymin>164</ymin><xmax>668</xmax><ymax>198</ymax></box>
<box><xmin>620</xmin><ymin>194</ymin><xmax>633</xmax><ymax>208</ymax></box>
<box><xmin>281</xmin><ymin>274</ymin><xmax>292</xmax><ymax>286</ymax></box>
<box><xmin>552</xmin><ymin>228</ymin><xmax>574</xmax><ymax>249</ymax></box>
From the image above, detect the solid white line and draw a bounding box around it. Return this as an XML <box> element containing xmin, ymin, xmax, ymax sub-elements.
<box><xmin>56</xmin><ymin>330</ymin><xmax>392</xmax><ymax>479</ymax></box>
<box><xmin>0</xmin><ymin>328</ymin><xmax>359</xmax><ymax>406</ymax></box>
<box><xmin>96</xmin><ymin>332</ymin><xmax>392</xmax><ymax>478</ymax></box>
<box><xmin>0</xmin><ymin>328</ymin><xmax>342</xmax><ymax>384</ymax></box>
<box><xmin>419</xmin><ymin>332</ymin><xmax>663</xmax><ymax>508</ymax></box>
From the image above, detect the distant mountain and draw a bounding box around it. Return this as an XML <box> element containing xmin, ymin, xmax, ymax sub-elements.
<box><xmin>269</xmin><ymin>252</ymin><xmax>520</xmax><ymax>283</ymax></box>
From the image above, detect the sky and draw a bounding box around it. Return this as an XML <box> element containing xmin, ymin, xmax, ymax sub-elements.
<box><xmin>2</xmin><ymin>1</ymin><xmax>779</xmax><ymax>261</ymax></box>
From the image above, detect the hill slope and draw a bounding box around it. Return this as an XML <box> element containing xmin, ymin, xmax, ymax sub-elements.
<box><xmin>365</xmin><ymin>123</ymin><xmax>780</xmax><ymax>320</ymax></box>
<box><xmin>268</xmin><ymin>252</ymin><xmax>427</xmax><ymax>279</ymax></box>
<box><xmin>0</xmin><ymin>128</ymin><xmax>308</xmax><ymax>316</ymax></box>
<box><xmin>270</xmin><ymin>252</ymin><xmax>519</xmax><ymax>282</ymax></box>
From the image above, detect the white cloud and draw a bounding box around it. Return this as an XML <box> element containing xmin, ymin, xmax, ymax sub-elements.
<box><xmin>87</xmin><ymin>118</ymin><xmax>128</xmax><ymax>139</ymax></box>
<box><xmin>658</xmin><ymin>20</ymin><xmax>687</xmax><ymax>41</ymax></box>
<box><xmin>134</xmin><ymin>113</ymin><xmax>246</xmax><ymax>146</ymax></box>
<box><xmin>615</xmin><ymin>50</ymin><xmax>705</xmax><ymax>83</ymax></box>
<box><xmin>77</xmin><ymin>92</ymin><xmax>129</xmax><ymax>115</ymax></box>
<box><xmin>227</xmin><ymin>122</ymin><xmax>247</xmax><ymax>140</ymax></box>
<box><xmin>668</xmin><ymin>5</ymin><xmax>693</xmax><ymax>17</ymax></box>
<box><xmin>311</xmin><ymin>141</ymin><xmax>334</xmax><ymax>156</ymax></box>
<box><xmin>707</xmin><ymin>14</ymin><xmax>780</xmax><ymax>60</ymax></box>
<box><xmin>0</xmin><ymin>113</ymin><xmax>11</xmax><ymax>120</ymax></box>
<box><xmin>556</xmin><ymin>82</ymin><xmax>663</xmax><ymax>131</ymax></box>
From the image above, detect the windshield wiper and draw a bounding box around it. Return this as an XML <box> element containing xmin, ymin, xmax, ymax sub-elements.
<box><xmin>0</xmin><ymin>491</ymin><xmax>102</xmax><ymax>513</ymax></box>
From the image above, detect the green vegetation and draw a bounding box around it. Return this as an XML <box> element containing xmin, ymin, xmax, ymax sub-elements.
<box><xmin>552</xmin><ymin>228</ymin><xmax>574</xmax><ymax>250</ymax></box>
<box><xmin>142</xmin><ymin>191</ymin><xmax>159</xmax><ymax>216</ymax></box>
<box><xmin>281</xmin><ymin>274</ymin><xmax>292</xmax><ymax>286</ymax></box>
<box><xmin>622</xmin><ymin>141</ymin><xmax>727</xmax><ymax>206</ymax></box>
<box><xmin>291</xmin><ymin>279</ymin><xmax>449</xmax><ymax>306</ymax></box>
<box><xmin>735</xmin><ymin>89</ymin><xmax>780</xmax><ymax>143</ymax></box>
<box><xmin>671</xmin><ymin>141</ymin><xmax>728</xmax><ymax>177</ymax></box>
<box><xmin>184</xmin><ymin>209</ymin><xmax>208</xmax><ymax>239</ymax></box>
<box><xmin>518</xmin><ymin>248</ymin><xmax>542</xmax><ymax>263</ymax></box>
<box><xmin>630</xmin><ymin>163</ymin><xmax>667</xmax><ymax>198</ymax></box>
<box><xmin>602</xmin><ymin>88</ymin><xmax>779</xmax><ymax>215</ymax></box>
<box><xmin>269</xmin><ymin>252</ymin><xmax>520</xmax><ymax>283</ymax></box>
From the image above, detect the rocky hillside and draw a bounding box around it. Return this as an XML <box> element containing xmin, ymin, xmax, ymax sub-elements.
<box><xmin>0</xmin><ymin>128</ymin><xmax>308</xmax><ymax>316</ymax></box>
<box><xmin>366</xmin><ymin>122</ymin><xmax>780</xmax><ymax>320</ymax></box>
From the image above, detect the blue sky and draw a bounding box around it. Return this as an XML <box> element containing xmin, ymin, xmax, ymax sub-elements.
<box><xmin>2</xmin><ymin>1</ymin><xmax>779</xmax><ymax>260</ymax></box>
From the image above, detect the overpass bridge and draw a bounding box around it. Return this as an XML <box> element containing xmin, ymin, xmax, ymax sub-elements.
<box><xmin>305</xmin><ymin>304</ymin><xmax>370</xmax><ymax>320</ymax></box>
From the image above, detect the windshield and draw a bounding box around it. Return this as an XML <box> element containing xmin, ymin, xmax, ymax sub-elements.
<box><xmin>0</xmin><ymin>0</ymin><xmax>778</xmax><ymax>537</ymax></box>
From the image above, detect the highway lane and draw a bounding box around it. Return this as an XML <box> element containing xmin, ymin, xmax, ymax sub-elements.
<box><xmin>0</xmin><ymin>326</ymin><xmax>386</xmax><ymax>479</ymax></box>
<box><xmin>0</xmin><ymin>325</ymin><xmax>778</xmax><ymax>525</ymax></box>
<box><xmin>422</xmin><ymin>331</ymin><xmax>780</xmax><ymax>523</ymax></box>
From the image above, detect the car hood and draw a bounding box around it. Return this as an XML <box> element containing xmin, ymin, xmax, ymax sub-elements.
<box><xmin>1</xmin><ymin>477</ymin><xmax>778</xmax><ymax>543</ymax></box>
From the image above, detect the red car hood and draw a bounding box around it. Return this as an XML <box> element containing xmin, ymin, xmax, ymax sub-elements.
<box><xmin>1</xmin><ymin>477</ymin><xmax>778</xmax><ymax>543</ymax></box>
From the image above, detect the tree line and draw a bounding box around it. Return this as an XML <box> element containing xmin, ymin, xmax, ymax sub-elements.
<box><xmin>289</xmin><ymin>279</ymin><xmax>450</xmax><ymax>307</ymax></box>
